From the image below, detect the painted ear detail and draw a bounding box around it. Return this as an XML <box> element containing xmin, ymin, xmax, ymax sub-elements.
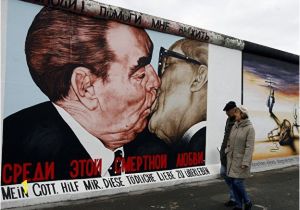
<box><xmin>190</xmin><ymin>65</ymin><xmax>208</xmax><ymax>92</ymax></box>
<box><xmin>71</xmin><ymin>67</ymin><xmax>98</xmax><ymax>110</ymax></box>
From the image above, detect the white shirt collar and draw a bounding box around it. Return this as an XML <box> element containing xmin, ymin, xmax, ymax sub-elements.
<box><xmin>53</xmin><ymin>103</ymin><xmax>123</xmax><ymax>177</ymax></box>
<box><xmin>181</xmin><ymin>121</ymin><xmax>207</xmax><ymax>143</ymax></box>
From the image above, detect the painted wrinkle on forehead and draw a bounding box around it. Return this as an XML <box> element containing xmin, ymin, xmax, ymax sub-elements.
<box><xmin>106</xmin><ymin>22</ymin><xmax>138</xmax><ymax>61</ymax></box>
<box><xmin>132</xmin><ymin>27</ymin><xmax>152</xmax><ymax>54</ymax></box>
<box><xmin>107</xmin><ymin>23</ymin><xmax>152</xmax><ymax>72</ymax></box>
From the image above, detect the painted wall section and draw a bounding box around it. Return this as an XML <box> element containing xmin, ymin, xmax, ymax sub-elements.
<box><xmin>20</xmin><ymin>0</ymin><xmax>244</xmax><ymax>50</ymax></box>
<box><xmin>206</xmin><ymin>44</ymin><xmax>242</xmax><ymax>165</ymax></box>
<box><xmin>243</xmin><ymin>53</ymin><xmax>299</xmax><ymax>160</ymax></box>
<box><xmin>0</xmin><ymin>0</ymin><xmax>298</xmax><ymax>209</ymax></box>
<box><xmin>1</xmin><ymin>1</ymin><xmax>211</xmax><ymax>207</ymax></box>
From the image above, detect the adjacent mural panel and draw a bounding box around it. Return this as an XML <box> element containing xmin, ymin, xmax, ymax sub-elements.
<box><xmin>1</xmin><ymin>1</ymin><xmax>209</xmax><ymax>205</ymax></box>
<box><xmin>243</xmin><ymin>53</ymin><xmax>299</xmax><ymax>160</ymax></box>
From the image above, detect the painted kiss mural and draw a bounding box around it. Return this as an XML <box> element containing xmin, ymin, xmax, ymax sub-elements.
<box><xmin>1</xmin><ymin>7</ymin><xmax>208</xmax><ymax>185</ymax></box>
<box><xmin>243</xmin><ymin>53</ymin><xmax>299</xmax><ymax>160</ymax></box>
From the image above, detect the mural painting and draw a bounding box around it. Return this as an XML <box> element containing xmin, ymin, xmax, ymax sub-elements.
<box><xmin>1</xmin><ymin>5</ymin><xmax>208</xmax><ymax>194</ymax></box>
<box><xmin>2</xmin><ymin>1</ymin><xmax>298</xmax><ymax>207</ymax></box>
<box><xmin>243</xmin><ymin>53</ymin><xmax>299</xmax><ymax>160</ymax></box>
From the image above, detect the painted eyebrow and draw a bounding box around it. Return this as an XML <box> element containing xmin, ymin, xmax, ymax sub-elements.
<box><xmin>129</xmin><ymin>55</ymin><xmax>152</xmax><ymax>77</ymax></box>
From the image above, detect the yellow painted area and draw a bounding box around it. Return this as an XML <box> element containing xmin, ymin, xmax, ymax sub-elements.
<box><xmin>253</xmin><ymin>139</ymin><xmax>299</xmax><ymax>160</ymax></box>
<box><xmin>21</xmin><ymin>180</ymin><xmax>28</xmax><ymax>195</ymax></box>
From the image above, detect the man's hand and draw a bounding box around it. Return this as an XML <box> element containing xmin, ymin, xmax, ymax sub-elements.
<box><xmin>241</xmin><ymin>165</ymin><xmax>248</xmax><ymax>169</ymax></box>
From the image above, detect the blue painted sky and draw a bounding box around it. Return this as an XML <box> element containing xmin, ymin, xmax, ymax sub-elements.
<box><xmin>243</xmin><ymin>53</ymin><xmax>299</xmax><ymax>95</ymax></box>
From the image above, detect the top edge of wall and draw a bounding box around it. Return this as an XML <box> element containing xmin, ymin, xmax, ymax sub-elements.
<box><xmin>19</xmin><ymin>0</ymin><xmax>299</xmax><ymax>63</ymax></box>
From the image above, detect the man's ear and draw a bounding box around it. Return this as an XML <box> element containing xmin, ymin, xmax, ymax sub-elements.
<box><xmin>190</xmin><ymin>65</ymin><xmax>208</xmax><ymax>92</ymax></box>
<box><xmin>71</xmin><ymin>67</ymin><xmax>98</xmax><ymax>110</ymax></box>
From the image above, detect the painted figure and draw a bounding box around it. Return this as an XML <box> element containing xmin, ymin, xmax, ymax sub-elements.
<box><xmin>267</xmin><ymin>89</ymin><xmax>275</xmax><ymax>113</ymax></box>
<box><xmin>268</xmin><ymin>119</ymin><xmax>297</xmax><ymax>154</ymax></box>
<box><xmin>2</xmin><ymin>7</ymin><xmax>160</xmax><ymax>184</ymax></box>
<box><xmin>265</xmin><ymin>78</ymin><xmax>276</xmax><ymax>114</ymax></box>
<box><xmin>149</xmin><ymin>39</ymin><xmax>208</xmax><ymax>167</ymax></box>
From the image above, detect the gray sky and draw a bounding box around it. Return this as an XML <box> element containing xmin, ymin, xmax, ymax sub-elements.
<box><xmin>97</xmin><ymin>0</ymin><xmax>299</xmax><ymax>55</ymax></box>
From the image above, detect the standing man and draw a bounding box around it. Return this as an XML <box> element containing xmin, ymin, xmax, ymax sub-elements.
<box><xmin>2</xmin><ymin>7</ymin><xmax>160</xmax><ymax>185</ymax></box>
<box><xmin>220</xmin><ymin>101</ymin><xmax>237</xmax><ymax>207</ymax></box>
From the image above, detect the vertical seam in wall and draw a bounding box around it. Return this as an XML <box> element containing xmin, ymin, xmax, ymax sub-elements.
<box><xmin>241</xmin><ymin>52</ymin><xmax>244</xmax><ymax>105</ymax></box>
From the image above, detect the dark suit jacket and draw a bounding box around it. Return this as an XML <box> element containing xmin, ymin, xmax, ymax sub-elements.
<box><xmin>1</xmin><ymin>102</ymin><xmax>205</xmax><ymax>184</ymax></box>
<box><xmin>1</xmin><ymin>102</ymin><xmax>169</xmax><ymax>185</ymax></box>
<box><xmin>2</xmin><ymin>102</ymin><xmax>94</xmax><ymax>185</ymax></box>
<box><xmin>167</xmin><ymin>127</ymin><xmax>206</xmax><ymax>169</ymax></box>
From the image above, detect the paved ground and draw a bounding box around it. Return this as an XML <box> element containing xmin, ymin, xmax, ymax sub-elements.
<box><xmin>13</xmin><ymin>165</ymin><xmax>299</xmax><ymax>210</ymax></box>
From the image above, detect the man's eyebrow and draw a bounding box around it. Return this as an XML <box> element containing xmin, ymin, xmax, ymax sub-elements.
<box><xmin>129</xmin><ymin>55</ymin><xmax>152</xmax><ymax>77</ymax></box>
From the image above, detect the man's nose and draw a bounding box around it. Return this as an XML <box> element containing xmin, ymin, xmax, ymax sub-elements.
<box><xmin>145</xmin><ymin>64</ymin><xmax>161</xmax><ymax>92</ymax></box>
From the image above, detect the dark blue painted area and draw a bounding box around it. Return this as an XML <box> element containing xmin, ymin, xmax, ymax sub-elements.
<box><xmin>243</xmin><ymin>53</ymin><xmax>299</xmax><ymax>93</ymax></box>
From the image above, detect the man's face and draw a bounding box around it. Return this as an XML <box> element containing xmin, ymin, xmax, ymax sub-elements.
<box><xmin>149</xmin><ymin>46</ymin><xmax>196</xmax><ymax>144</ymax></box>
<box><xmin>226</xmin><ymin>108</ymin><xmax>236</xmax><ymax>118</ymax></box>
<box><xmin>93</xmin><ymin>23</ymin><xmax>160</xmax><ymax>145</ymax></box>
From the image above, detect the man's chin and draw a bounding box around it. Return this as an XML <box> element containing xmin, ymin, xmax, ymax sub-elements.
<box><xmin>126</xmin><ymin>116</ymin><xmax>148</xmax><ymax>139</ymax></box>
<box><xmin>136</xmin><ymin>118</ymin><xmax>148</xmax><ymax>133</ymax></box>
<box><xmin>157</xmin><ymin>131</ymin><xmax>172</xmax><ymax>144</ymax></box>
<box><xmin>104</xmin><ymin>119</ymin><xmax>148</xmax><ymax>149</ymax></box>
<box><xmin>148</xmin><ymin>124</ymin><xmax>173</xmax><ymax>145</ymax></box>
<box><xmin>122</xmin><ymin>109</ymin><xmax>150</xmax><ymax>132</ymax></box>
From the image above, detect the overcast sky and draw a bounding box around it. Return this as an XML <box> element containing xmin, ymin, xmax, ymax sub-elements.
<box><xmin>97</xmin><ymin>0</ymin><xmax>299</xmax><ymax>55</ymax></box>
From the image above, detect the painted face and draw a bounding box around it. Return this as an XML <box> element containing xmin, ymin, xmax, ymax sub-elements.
<box><xmin>149</xmin><ymin>46</ymin><xmax>196</xmax><ymax>144</ymax></box>
<box><xmin>92</xmin><ymin>23</ymin><xmax>160</xmax><ymax>147</ymax></box>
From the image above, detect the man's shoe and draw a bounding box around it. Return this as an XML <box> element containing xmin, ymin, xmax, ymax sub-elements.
<box><xmin>232</xmin><ymin>207</ymin><xmax>242</xmax><ymax>210</ymax></box>
<box><xmin>224</xmin><ymin>200</ymin><xmax>236</xmax><ymax>207</ymax></box>
<box><xmin>245</xmin><ymin>202</ymin><xmax>253</xmax><ymax>210</ymax></box>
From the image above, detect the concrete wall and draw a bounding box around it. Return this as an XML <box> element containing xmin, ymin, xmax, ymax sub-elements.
<box><xmin>1</xmin><ymin>0</ymin><xmax>298</xmax><ymax>208</ymax></box>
